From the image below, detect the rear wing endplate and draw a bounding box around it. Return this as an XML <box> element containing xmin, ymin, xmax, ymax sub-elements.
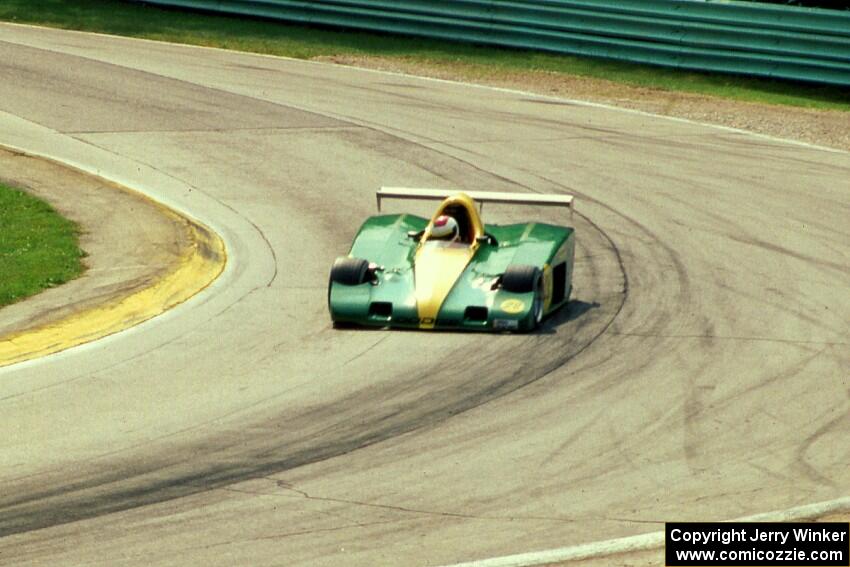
<box><xmin>377</xmin><ymin>187</ymin><xmax>574</xmax><ymax>216</ymax></box>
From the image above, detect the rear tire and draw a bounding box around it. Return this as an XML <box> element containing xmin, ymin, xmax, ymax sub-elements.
<box><xmin>330</xmin><ymin>257</ymin><xmax>370</xmax><ymax>285</ymax></box>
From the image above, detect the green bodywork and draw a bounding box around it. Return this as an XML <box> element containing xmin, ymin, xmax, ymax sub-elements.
<box><xmin>329</xmin><ymin>214</ymin><xmax>575</xmax><ymax>332</ymax></box>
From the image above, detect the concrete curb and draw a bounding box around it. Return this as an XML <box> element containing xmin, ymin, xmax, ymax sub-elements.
<box><xmin>0</xmin><ymin>153</ymin><xmax>226</xmax><ymax>368</ymax></box>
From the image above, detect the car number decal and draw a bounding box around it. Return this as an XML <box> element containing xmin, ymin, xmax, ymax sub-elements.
<box><xmin>500</xmin><ymin>299</ymin><xmax>525</xmax><ymax>314</ymax></box>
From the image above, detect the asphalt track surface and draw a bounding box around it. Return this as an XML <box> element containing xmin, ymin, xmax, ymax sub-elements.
<box><xmin>0</xmin><ymin>24</ymin><xmax>848</xmax><ymax>567</ymax></box>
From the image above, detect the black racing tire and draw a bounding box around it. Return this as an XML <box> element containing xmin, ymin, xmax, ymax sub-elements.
<box><xmin>501</xmin><ymin>264</ymin><xmax>541</xmax><ymax>294</ymax></box>
<box><xmin>531</xmin><ymin>276</ymin><xmax>545</xmax><ymax>328</ymax></box>
<box><xmin>330</xmin><ymin>257</ymin><xmax>370</xmax><ymax>286</ymax></box>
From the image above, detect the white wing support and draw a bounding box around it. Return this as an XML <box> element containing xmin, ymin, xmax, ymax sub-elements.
<box><xmin>376</xmin><ymin>187</ymin><xmax>574</xmax><ymax>216</ymax></box>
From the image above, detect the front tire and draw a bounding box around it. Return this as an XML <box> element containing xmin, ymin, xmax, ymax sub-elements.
<box><xmin>531</xmin><ymin>276</ymin><xmax>544</xmax><ymax>328</ymax></box>
<box><xmin>502</xmin><ymin>265</ymin><xmax>543</xmax><ymax>331</ymax></box>
<box><xmin>501</xmin><ymin>264</ymin><xmax>540</xmax><ymax>294</ymax></box>
<box><xmin>330</xmin><ymin>257</ymin><xmax>370</xmax><ymax>285</ymax></box>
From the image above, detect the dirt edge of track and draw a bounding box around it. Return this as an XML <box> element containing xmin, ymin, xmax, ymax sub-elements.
<box><xmin>0</xmin><ymin>147</ymin><xmax>225</xmax><ymax>366</ymax></box>
<box><xmin>312</xmin><ymin>54</ymin><xmax>850</xmax><ymax>153</ymax></box>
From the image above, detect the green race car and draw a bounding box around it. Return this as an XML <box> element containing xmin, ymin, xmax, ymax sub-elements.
<box><xmin>328</xmin><ymin>187</ymin><xmax>575</xmax><ymax>332</ymax></box>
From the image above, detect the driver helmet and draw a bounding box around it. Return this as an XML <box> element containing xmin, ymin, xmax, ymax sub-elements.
<box><xmin>431</xmin><ymin>215</ymin><xmax>460</xmax><ymax>241</ymax></box>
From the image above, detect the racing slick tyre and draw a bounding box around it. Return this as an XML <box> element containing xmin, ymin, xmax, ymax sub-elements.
<box><xmin>501</xmin><ymin>264</ymin><xmax>540</xmax><ymax>294</ymax></box>
<box><xmin>531</xmin><ymin>276</ymin><xmax>544</xmax><ymax>328</ymax></box>
<box><xmin>330</xmin><ymin>257</ymin><xmax>370</xmax><ymax>286</ymax></box>
<box><xmin>502</xmin><ymin>265</ymin><xmax>543</xmax><ymax>331</ymax></box>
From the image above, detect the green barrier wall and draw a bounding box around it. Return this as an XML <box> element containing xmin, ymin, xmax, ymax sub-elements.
<box><xmin>138</xmin><ymin>0</ymin><xmax>850</xmax><ymax>85</ymax></box>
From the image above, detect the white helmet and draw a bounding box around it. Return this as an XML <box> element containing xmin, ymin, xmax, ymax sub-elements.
<box><xmin>431</xmin><ymin>215</ymin><xmax>460</xmax><ymax>241</ymax></box>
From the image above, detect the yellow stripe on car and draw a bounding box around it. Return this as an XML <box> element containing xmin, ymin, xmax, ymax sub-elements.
<box><xmin>412</xmin><ymin>192</ymin><xmax>485</xmax><ymax>329</ymax></box>
<box><xmin>414</xmin><ymin>243</ymin><xmax>476</xmax><ymax>328</ymax></box>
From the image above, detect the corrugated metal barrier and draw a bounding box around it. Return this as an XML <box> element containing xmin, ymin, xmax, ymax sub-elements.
<box><xmin>138</xmin><ymin>0</ymin><xmax>850</xmax><ymax>85</ymax></box>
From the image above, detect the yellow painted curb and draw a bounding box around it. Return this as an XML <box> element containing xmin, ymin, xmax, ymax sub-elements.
<box><xmin>0</xmin><ymin>191</ymin><xmax>226</xmax><ymax>368</ymax></box>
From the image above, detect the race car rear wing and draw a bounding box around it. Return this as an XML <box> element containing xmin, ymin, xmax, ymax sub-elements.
<box><xmin>377</xmin><ymin>187</ymin><xmax>574</xmax><ymax>216</ymax></box>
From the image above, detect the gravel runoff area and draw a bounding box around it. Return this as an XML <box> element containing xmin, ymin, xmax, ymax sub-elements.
<box><xmin>315</xmin><ymin>55</ymin><xmax>850</xmax><ymax>153</ymax></box>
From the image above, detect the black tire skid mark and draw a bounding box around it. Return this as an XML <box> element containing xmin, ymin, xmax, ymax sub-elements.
<box><xmin>0</xmin><ymin>84</ymin><xmax>683</xmax><ymax>540</ymax></box>
<box><xmin>0</xmin><ymin>209</ymin><xmax>626</xmax><ymax>539</ymax></box>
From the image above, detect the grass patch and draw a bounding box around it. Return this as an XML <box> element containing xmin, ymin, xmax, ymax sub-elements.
<box><xmin>1</xmin><ymin>0</ymin><xmax>849</xmax><ymax>110</ymax></box>
<box><xmin>0</xmin><ymin>183</ymin><xmax>85</xmax><ymax>308</ymax></box>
